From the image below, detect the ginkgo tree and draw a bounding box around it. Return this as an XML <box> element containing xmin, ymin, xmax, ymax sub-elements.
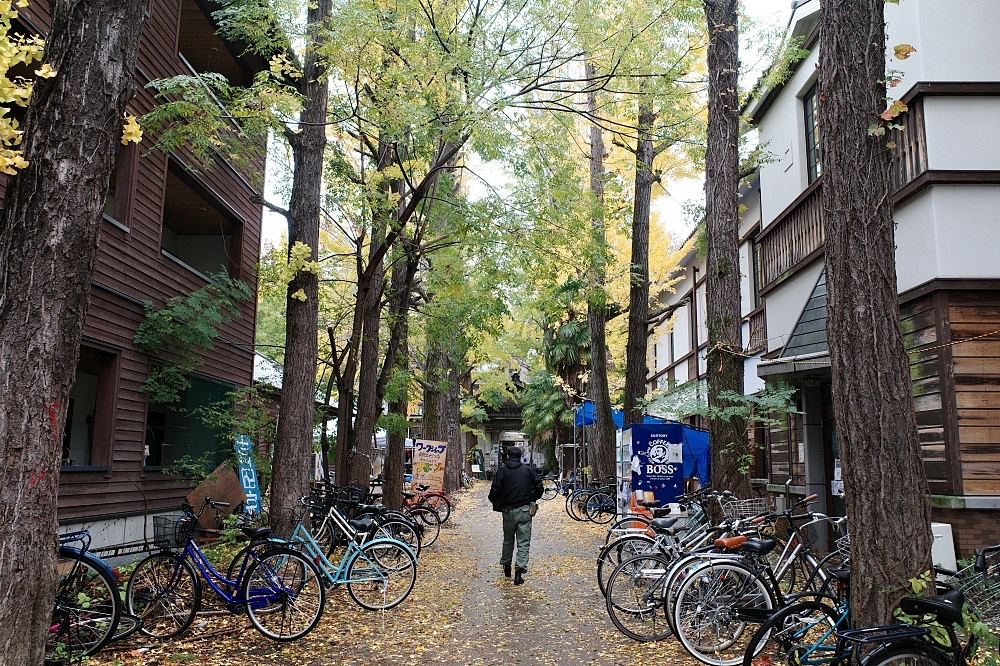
<box><xmin>0</xmin><ymin>0</ymin><xmax>147</xmax><ymax>661</ymax></box>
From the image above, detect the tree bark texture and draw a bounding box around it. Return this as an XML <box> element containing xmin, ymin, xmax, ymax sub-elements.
<box><xmin>380</xmin><ymin>239</ymin><xmax>418</xmax><ymax>509</ymax></box>
<box><xmin>819</xmin><ymin>0</ymin><xmax>932</xmax><ymax>625</ymax></box>
<box><xmin>0</xmin><ymin>0</ymin><xmax>145</xmax><ymax>660</ymax></box>
<box><xmin>623</xmin><ymin>106</ymin><xmax>656</xmax><ymax>429</ymax></box>
<box><xmin>270</xmin><ymin>0</ymin><xmax>330</xmax><ymax>513</ymax></box>
<box><xmin>585</xmin><ymin>63</ymin><xmax>617</xmax><ymax>484</ymax></box>
<box><xmin>703</xmin><ymin>0</ymin><xmax>750</xmax><ymax>498</ymax></box>
<box><xmin>422</xmin><ymin>342</ymin><xmax>463</xmax><ymax>493</ymax></box>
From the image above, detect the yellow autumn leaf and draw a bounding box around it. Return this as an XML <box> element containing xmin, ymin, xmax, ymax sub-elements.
<box><xmin>121</xmin><ymin>112</ymin><xmax>142</xmax><ymax>145</ymax></box>
<box><xmin>291</xmin><ymin>288</ymin><xmax>307</xmax><ymax>302</ymax></box>
<box><xmin>893</xmin><ymin>43</ymin><xmax>916</xmax><ymax>60</ymax></box>
<box><xmin>34</xmin><ymin>63</ymin><xmax>55</xmax><ymax>78</ymax></box>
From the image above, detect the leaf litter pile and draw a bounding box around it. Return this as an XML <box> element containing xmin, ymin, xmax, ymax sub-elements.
<box><xmin>93</xmin><ymin>484</ymin><xmax>696</xmax><ymax>665</ymax></box>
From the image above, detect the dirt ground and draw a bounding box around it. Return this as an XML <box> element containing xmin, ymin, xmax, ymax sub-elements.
<box><xmin>91</xmin><ymin>482</ymin><xmax>693</xmax><ymax>665</ymax></box>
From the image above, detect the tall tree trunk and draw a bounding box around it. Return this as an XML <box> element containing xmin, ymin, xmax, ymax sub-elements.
<box><xmin>270</xmin><ymin>0</ymin><xmax>330</xmax><ymax>512</ymax></box>
<box><xmin>422</xmin><ymin>343</ymin><xmax>462</xmax><ymax>493</ymax></box>
<box><xmin>381</xmin><ymin>239</ymin><xmax>418</xmax><ymax>509</ymax></box>
<box><xmin>585</xmin><ymin>62</ymin><xmax>617</xmax><ymax>483</ymax></box>
<box><xmin>623</xmin><ymin>105</ymin><xmax>657</xmax><ymax>428</ymax></box>
<box><xmin>703</xmin><ymin>0</ymin><xmax>750</xmax><ymax>498</ymax></box>
<box><xmin>0</xmin><ymin>0</ymin><xmax>145</xmax><ymax>660</ymax></box>
<box><xmin>819</xmin><ymin>0</ymin><xmax>932</xmax><ymax>625</ymax></box>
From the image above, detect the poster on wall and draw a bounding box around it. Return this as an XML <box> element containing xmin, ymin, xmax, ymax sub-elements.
<box><xmin>412</xmin><ymin>439</ymin><xmax>448</xmax><ymax>491</ymax></box>
<box><xmin>234</xmin><ymin>434</ymin><xmax>261</xmax><ymax>514</ymax></box>
<box><xmin>629</xmin><ymin>424</ymin><xmax>684</xmax><ymax>506</ymax></box>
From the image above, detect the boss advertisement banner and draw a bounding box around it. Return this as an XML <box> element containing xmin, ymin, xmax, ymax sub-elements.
<box><xmin>629</xmin><ymin>424</ymin><xmax>684</xmax><ymax>505</ymax></box>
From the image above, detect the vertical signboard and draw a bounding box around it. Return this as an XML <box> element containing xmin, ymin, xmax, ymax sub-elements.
<box><xmin>234</xmin><ymin>434</ymin><xmax>261</xmax><ymax>514</ymax></box>
<box><xmin>629</xmin><ymin>424</ymin><xmax>684</xmax><ymax>506</ymax></box>
<box><xmin>411</xmin><ymin>439</ymin><xmax>448</xmax><ymax>491</ymax></box>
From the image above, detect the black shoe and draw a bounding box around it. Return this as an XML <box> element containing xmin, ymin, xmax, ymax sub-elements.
<box><xmin>514</xmin><ymin>569</ymin><xmax>525</xmax><ymax>585</ymax></box>
<box><xmin>503</xmin><ymin>563</ymin><xmax>511</xmax><ymax>578</ymax></box>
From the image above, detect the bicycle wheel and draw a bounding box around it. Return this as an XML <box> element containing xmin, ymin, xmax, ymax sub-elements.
<box><xmin>586</xmin><ymin>491</ymin><xmax>616</xmax><ymax>524</ymax></box>
<box><xmin>605</xmin><ymin>554</ymin><xmax>674</xmax><ymax>642</ymax></box>
<box><xmin>858</xmin><ymin>642</ymin><xmax>951</xmax><ymax>666</ymax></box>
<box><xmin>346</xmin><ymin>540</ymin><xmax>418</xmax><ymax>611</ymax></box>
<box><xmin>409</xmin><ymin>506</ymin><xmax>441</xmax><ymax>547</ymax></box>
<box><xmin>597</xmin><ymin>535</ymin><xmax>656</xmax><ymax>596</ymax></box>
<box><xmin>373</xmin><ymin>518</ymin><xmax>422</xmax><ymax>558</ymax></box>
<box><xmin>567</xmin><ymin>490</ymin><xmax>591</xmax><ymax>521</ymax></box>
<box><xmin>743</xmin><ymin>601</ymin><xmax>843</xmax><ymax>666</ymax></box>
<box><xmin>312</xmin><ymin>518</ymin><xmax>338</xmax><ymax>558</ymax></box>
<box><xmin>421</xmin><ymin>493</ymin><xmax>452</xmax><ymax>523</ymax></box>
<box><xmin>541</xmin><ymin>479</ymin><xmax>558</xmax><ymax>501</ymax></box>
<box><xmin>242</xmin><ymin>546</ymin><xmax>325</xmax><ymax>641</ymax></box>
<box><xmin>46</xmin><ymin>550</ymin><xmax>121</xmax><ymax>662</ymax></box>
<box><xmin>672</xmin><ymin>560</ymin><xmax>777</xmax><ymax>666</ymax></box>
<box><xmin>126</xmin><ymin>553</ymin><xmax>200</xmax><ymax>639</ymax></box>
<box><xmin>606</xmin><ymin>516</ymin><xmax>653</xmax><ymax>544</ymax></box>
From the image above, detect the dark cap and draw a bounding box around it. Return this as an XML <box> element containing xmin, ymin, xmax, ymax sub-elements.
<box><xmin>506</xmin><ymin>446</ymin><xmax>523</xmax><ymax>459</ymax></box>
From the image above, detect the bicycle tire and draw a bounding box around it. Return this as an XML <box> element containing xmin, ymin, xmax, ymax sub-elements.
<box><xmin>605</xmin><ymin>554</ymin><xmax>674</xmax><ymax>642</ymax></box>
<box><xmin>242</xmin><ymin>546</ymin><xmax>326</xmax><ymax>641</ymax></box>
<box><xmin>672</xmin><ymin>559</ymin><xmax>777</xmax><ymax>666</ymax></box>
<box><xmin>586</xmin><ymin>491</ymin><xmax>616</xmax><ymax>524</ymax></box>
<box><xmin>373</xmin><ymin>518</ymin><xmax>422</xmax><ymax>558</ymax></box>
<box><xmin>857</xmin><ymin>642</ymin><xmax>951</xmax><ymax>666</ymax></box>
<box><xmin>46</xmin><ymin>549</ymin><xmax>121</xmax><ymax>662</ymax></box>
<box><xmin>409</xmin><ymin>506</ymin><xmax>441</xmax><ymax>547</ymax></box>
<box><xmin>346</xmin><ymin>540</ymin><xmax>418</xmax><ymax>611</ymax></box>
<box><xmin>567</xmin><ymin>490</ymin><xmax>591</xmax><ymax>521</ymax></box>
<box><xmin>742</xmin><ymin>600</ymin><xmax>843</xmax><ymax>666</ymax></box>
<box><xmin>126</xmin><ymin>553</ymin><xmax>200</xmax><ymax>639</ymax></box>
<box><xmin>421</xmin><ymin>493</ymin><xmax>452</xmax><ymax>523</ymax></box>
<box><xmin>541</xmin><ymin>480</ymin><xmax>558</xmax><ymax>501</ymax></box>
<box><xmin>597</xmin><ymin>535</ymin><xmax>656</xmax><ymax>597</ymax></box>
<box><xmin>605</xmin><ymin>516</ymin><xmax>653</xmax><ymax>544</ymax></box>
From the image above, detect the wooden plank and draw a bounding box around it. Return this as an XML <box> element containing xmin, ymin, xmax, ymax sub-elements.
<box><xmin>954</xmin><ymin>357</ymin><xmax>1000</xmax><ymax>375</ymax></box>
<box><xmin>963</xmin><ymin>479</ymin><xmax>1000</xmax><ymax>495</ymax></box>
<box><xmin>957</xmin><ymin>392</ymin><xmax>1000</xmax><ymax>409</ymax></box>
<box><xmin>960</xmin><ymin>426</ymin><xmax>1000</xmax><ymax>444</ymax></box>
<box><xmin>957</xmin><ymin>409</ymin><xmax>1000</xmax><ymax>426</ymax></box>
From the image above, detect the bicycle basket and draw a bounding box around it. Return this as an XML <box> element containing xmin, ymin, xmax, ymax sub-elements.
<box><xmin>152</xmin><ymin>514</ymin><xmax>196</xmax><ymax>549</ymax></box>
<box><xmin>836</xmin><ymin>534</ymin><xmax>851</xmax><ymax>564</ymax></box>
<box><xmin>942</xmin><ymin>552</ymin><xmax>1000</xmax><ymax>630</ymax></box>
<box><xmin>774</xmin><ymin>514</ymin><xmax>820</xmax><ymax>547</ymax></box>
<box><xmin>722</xmin><ymin>497</ymin><xmax>771</xmax><ymax>519</ymax></box>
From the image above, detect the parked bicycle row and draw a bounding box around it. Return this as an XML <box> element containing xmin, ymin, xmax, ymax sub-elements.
<box><xmin>47</xmin><ymin>481</ymin><xmax>456</xmax><ymax>664</ymax></box>
<box><xmin>537</xmin><ymin>474</ymin><xmax>619</xmax><ymax>524</ymax></box>
<box><xmin>595</xmin><ymin>485</ymin><xmax>1000</xmax><ymax>666</ymax></box>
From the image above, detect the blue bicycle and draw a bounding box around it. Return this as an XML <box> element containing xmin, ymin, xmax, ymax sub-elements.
<box><xmin>126</xmin><ymin>498</ymin><xmax>325</xmax><ymax>641</ymax></box>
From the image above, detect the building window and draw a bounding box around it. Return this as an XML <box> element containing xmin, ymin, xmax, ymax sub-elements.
<box><xmin>161</xmin><ymin>165</ymin><xmax>243</xmax><ymax>279</ymax></box>
<box><xmin>803</xmin><ymin>81</ymin><xmax>822</xmax><ymax>184</ymax></box>
<box><xmin>63</xmin><ymin>347</ymin><xmax>117</xmax><ymax>468</ymax></box>
<box><xmin>104</xmin><ymin>143</ymin><xmax>136</xmax><ymax>231</ymax></box>
<box><xmin>145</xmin><ymin>375</ymin><xmax>234</xmax><ymax>470</ymax></box>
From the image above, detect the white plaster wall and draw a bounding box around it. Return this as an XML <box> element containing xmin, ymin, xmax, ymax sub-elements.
<box><xmin>887</xmin><ymin>0</ymin><xmax>1000</xmax><ymax>94</ymax></box>
<box><xmin>739</xmin><ymin>181</ymin><xmax>762</xmax><ymax>238</ymax></box>
<box><xmin>59</xmin><ymin>512</ymin><xmax>179</xmax><ymax>551</ymax></box>
<box><xmin>673</xmin><ymin>304</ymin><xmax>691</xmax><ymax>359</ymax></box>
<box><xmin>739</xmin><ymin>240</ymin><xmax>754</xmax><ymax>317</ymax></box>
<box><xmin>896</xmin><ymin>185</ymin><xmax>1000</xmax><ymax>292</ymax></box>
<box><xmin>757</xmin><ymin>47</ymin><xmax>820</xmax><ymax>227</ymax></box>
<box><xmin>744</xmin><ymin>356</ymin><xmax>766</xmax><ymax>395</ymax></box>
<box><xmin>923</xmin><ymin>97</ymin><xmax>1000</xmax><ymax>171</ymax></box>
<box><xmin>696</xmin><ymin>282</ymin><xmax>707</xmax><ymax>345</ymax></box>
<box><xmin>763</xmin><ymin>259</ymin><xmax>825</xmax><ymax>353</ymax></box>
<box><xmin>674</xmin><ymin>355</ymin><xmax>689</xmax><ymax>384</ymax></box>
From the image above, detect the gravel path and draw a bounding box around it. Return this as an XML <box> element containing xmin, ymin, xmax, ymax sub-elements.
<box><xmin>93</xmin><ymin>482</ymin><xmax>692</xmax><ymax>665</ymax></box>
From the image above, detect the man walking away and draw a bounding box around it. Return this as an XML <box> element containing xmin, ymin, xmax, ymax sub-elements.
<box><xmin>489</xmin><ymin>446</ymin><xmax>543</xmax><ymax>585</ymax></box>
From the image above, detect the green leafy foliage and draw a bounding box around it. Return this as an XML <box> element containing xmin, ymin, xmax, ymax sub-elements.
<box><xmin>133</xmin><ymin>272</ymin><xmax>251</xmax><ymax>405</ymax></box>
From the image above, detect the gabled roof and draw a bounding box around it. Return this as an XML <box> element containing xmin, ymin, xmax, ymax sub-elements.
<box><xmin>781</xmin><ymin>267</ymin><xmax>828</xmax><ymax>357</ymax></box>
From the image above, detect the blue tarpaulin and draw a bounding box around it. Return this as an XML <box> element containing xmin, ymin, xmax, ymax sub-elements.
<box><xmin>575</xmin><ymin>400</ymin><xmax>710</xmax><ymax>486</ymax></box>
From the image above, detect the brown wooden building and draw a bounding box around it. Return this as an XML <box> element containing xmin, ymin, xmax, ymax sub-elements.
<box><xmin>10</xmin><ymin>0</ymin><xmax>267</xmax><ymax>547</ymax></box>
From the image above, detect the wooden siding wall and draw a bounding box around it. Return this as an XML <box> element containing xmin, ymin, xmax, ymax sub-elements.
<box><xmin>9</xmin><ymin>0</ymin><xmax>265</xmax><ymax>523</ymax></box>
<box><xmin>901</xmin><ymin>295</ymin><xmax>948</xmax><ymax>493</ymax></box>
<box><xmin>951</xmin><ymin>292</ymin><xmax>1000</xmax><ymax>495</ymax></box>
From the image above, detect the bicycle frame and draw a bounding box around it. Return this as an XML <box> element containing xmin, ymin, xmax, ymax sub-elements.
<box><xmin>794</xmin><ymin>601</ymin><xmax>851</xmax><ymax>665</ymax></box>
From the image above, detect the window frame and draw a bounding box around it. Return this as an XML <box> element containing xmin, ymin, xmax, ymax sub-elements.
<box><xmin>802</xmin><ymin>81</ymin><xmax>822</xmax><ymax>184</ymax></box>
<box><xmin>103</xmin><ymin>141</ymin><xmax>138</xmax><ymax>233</ymax></box>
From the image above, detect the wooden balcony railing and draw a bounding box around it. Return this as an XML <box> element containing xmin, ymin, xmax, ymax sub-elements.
<box><xmin>889</xmin><ymin>98</ymin><xmax>928</xmax><ymax>193</ymax></box>
<box><xmin>756</xmin><ymin>180</ymin><xmax>825</xmax><ymax>291</ymax></box>
<box><xmin>747</xmin><ymin>307</ymin><xmax>767</xmax><ymax>355</ymax></box>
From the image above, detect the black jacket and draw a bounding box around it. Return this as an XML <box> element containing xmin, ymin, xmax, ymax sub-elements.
<box><xmin>489</xmin><ymin>459</ymin><xmax>543</xmax><ymax>512</ymax></box>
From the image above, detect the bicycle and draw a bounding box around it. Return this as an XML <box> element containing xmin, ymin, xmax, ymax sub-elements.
<box><xmin>311</xmin><ymin>485</ymin><xmax>424</xmax><ymax>557</ymax></box>
<box><xmin>46</xmin><ymin>531</ymin><xmax>142</xmax><ymax>663</ymax></box>
<box><xmin>126</xmin><ymin>498</ymin><xmax>326</xmax><ymax>641</ymax></box>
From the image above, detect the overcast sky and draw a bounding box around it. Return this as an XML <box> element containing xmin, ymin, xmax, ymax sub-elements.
<box><xmin>260</xmin><ymin>0</ymin><xmax>798</xmax><ymax>247</ymax></box>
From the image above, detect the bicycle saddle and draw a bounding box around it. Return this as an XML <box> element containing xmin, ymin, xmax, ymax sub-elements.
<box><xmin>828</xmin><ymin>565</ymin><xmax>851</xmax><ymax>585</ymax></box>
<box><xmin>738</xmin><ymin>538</ymin><xmax>778</xmax><ymax>556</ymax></box>
<box><xmin>402</xmin><ymin>491</ymin><xmax>416</xmax><ymax>499</ymax></box>
<box><xmin>639</xmin><ymin>500</ymin><xmax>662</xmax><ymax>509</ymax></box>
<box><xmin>651</xmin><ymin>517</ymin><xmax>679</xmax><ymax>531</ymax></box>
<box><xmin>714</xmin><ymin>535</ymin><xmax>748</xmax><ymax>549</ymax></box>
<box><xmin>348</xmin><ymin>518</ymin><xmax>374</xmax><ymax>533</ymax></box>
<box><xmin>899</xmin><ymin>588</ymin><xmax>964</xmax><ymax>627</ymax></box>
<box><xmin>241</xmin><ymin>527</ymin><xmax>272</xmax><ymax>540</ymax></box>
<box><xmin>416</xmin><ymin>484</ymin><xmax>430</xmax><ymax>491</ymax></box>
